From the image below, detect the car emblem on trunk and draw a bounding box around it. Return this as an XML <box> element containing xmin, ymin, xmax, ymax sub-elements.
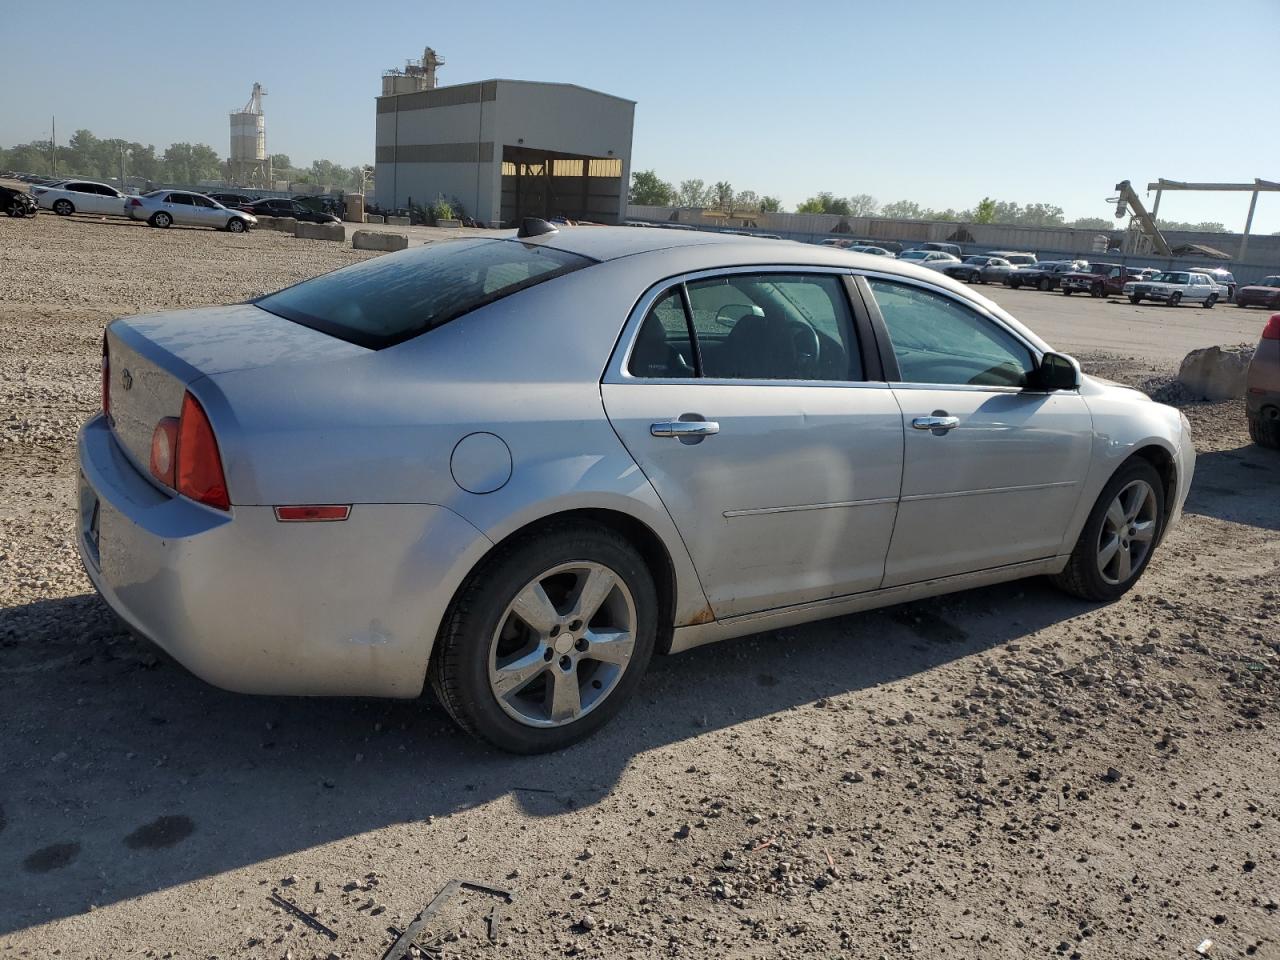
<box><xmin>121</xmin><ymin>369</ymin><xmax>133</xmax><ymax>391</ymax></box>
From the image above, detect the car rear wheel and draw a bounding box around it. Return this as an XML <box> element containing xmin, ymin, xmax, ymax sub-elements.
<box><xmin>1249</xmin><ymin>407</ymin><xmax>1280</xmax><ymax>450</ymax></box>
<box><xmin>1204</xmin><ymin>294</ymin><xmax>1217</xmax><ymax>309</ymax></box>
<box><xmin>1038</xmin><ymin>277</ymin><xmax>1051</xmax><ymax>291</ymax></box>
<box><xmin>1009</xmin><ymin>279</ymin><xmax>1021</xmax><ymax>289</ymax></box>
<box><xmin>149</xmin><ymin>211</ymin><xmax>172</xmax><ymax>228</ymax></box>
<box><xmin>226</xmin><ymin>218</ymin><xmax>246</xmax><ymax>233</ymax></box>
<box><xmin>429</xmin><ymin>521</ymin><xmax>657</xmax><ymax>753</ymax></box>
<box><xmin>1167</xmin><ymin>293</ymin><xmax>1181</xmax><ymax>307</ymax></box>
<box><xmin>1062</xmin><ymin>288</ymin><xmax>1072</xmax><ymax>296</ymax></box>
<box><xmin>52</xmin><ymin>199</ymin><xmax>74</xmax><ymax>216</ymax></box>
<box><xmin>1050</xmin><ymin>459</ymin><xmax>1165</xmax><ymax>601</ymax></box>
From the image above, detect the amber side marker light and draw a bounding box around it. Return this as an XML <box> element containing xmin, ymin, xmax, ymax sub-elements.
<box><xmin>274</xmin><ymin>505</ymin><xmax>352</xmax><ymax>522</ymax></box>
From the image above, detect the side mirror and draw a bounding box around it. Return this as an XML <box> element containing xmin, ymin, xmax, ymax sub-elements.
<box><xmin>1031</xmin><ymin>352</ymin><xmax>1081</xmax><ymax>391</ymax></box>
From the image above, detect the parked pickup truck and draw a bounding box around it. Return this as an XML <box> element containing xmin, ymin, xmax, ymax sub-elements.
<box><xmin>1122</xmin><ymin>270</ymin><xmax>1220</xmax><ymax>308</ymax></box>
<box><xmin>1060</xmin><ymin>263</ymin><xmax>1143</xmax><ymax>298</ymax></box>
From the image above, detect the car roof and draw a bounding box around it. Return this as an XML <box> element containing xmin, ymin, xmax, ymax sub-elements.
<box><xmin>520</xmin><ymin>225</ymin><xmax>803</xmax><ymax>262</ymax></box>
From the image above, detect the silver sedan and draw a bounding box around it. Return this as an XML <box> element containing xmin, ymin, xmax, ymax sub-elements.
<box><xmin>126</xmin><ymin>190</ymin><xmax>257</xmax><ymax>232</ymax></box>
<box><xmin>77</xmin><ymin>224</ymin><xmax>1195</xmax><ymax>752</ymax></box>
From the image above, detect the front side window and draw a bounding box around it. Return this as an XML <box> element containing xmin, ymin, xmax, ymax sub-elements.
<box><xmin>257</xmin><ymin>238</ymin><xmax>592</xmax><ymax>349</ymax></box>
<box><xmin>867</xmin><ymin>279</ymin><xmax>1035</xmax><ymax>388</ymax></box>
<box><xmin>192</xmin><ymin>195</ymin><xmax>216</xmax><ymax>208</ymax></box>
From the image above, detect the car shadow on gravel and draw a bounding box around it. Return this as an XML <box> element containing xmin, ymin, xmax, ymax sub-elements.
<box><xmin>0</xmin><ymin>573</ymin><xmax>1092</xmax><ymax>935</ymax></box>
<box><xmin>1183</xmin><ymin>444</ymin><xmax>1280</xmax><ymax>531</ymax></box>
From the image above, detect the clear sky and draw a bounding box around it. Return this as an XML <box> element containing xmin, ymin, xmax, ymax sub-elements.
<box><xmin>4</xmin><ymin>0</ymin><xmax>1278</xmax><ymax>230</ymax></box>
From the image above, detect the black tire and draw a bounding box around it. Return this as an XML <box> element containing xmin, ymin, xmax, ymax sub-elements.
<box><xmin>1091</xmin><ymin>283</ymin><xmax>1104</xmax><ymax>298</ymax></box>
<box><xmin>1050</xmin><ymin>458</ymin><xmax>1166</xmax><ymax>602</ymax></box>
<box><xmin>1249</xmin><ymin>407</ymin><xmax>1280</xmax><ymax>450</ymax></box>
<box><xmin>1204</xmin><ymin>294</ymin><xmax>1217</xmax><ymax>309</ymax></box>
<box><xmin>1038</xmin><ymin>277</ymin><xmax>1051</xmax><ymax>291</ymax></box>
<box><xmin>1062</xmin><ymin>288</ymin><xmax>1072</xmax><ymax>296</ymax></box>
<box><xmin>149</xmin><ymin>211</ymin><xmax>172</xmax><ymax>228</ymax></box>
<box><xmin>1130</xmin><ymin>296</ymin><xmax>1142</xmax><ymax>304</ymax></box>
<box><xmin>1009</xmin><ymin>279</ymin><xmax>1021</xmax><ymax>289</ymax></box>
<box><xmin>429</xmin><ymin>521</ymin><xmax>658</xmax><ymax>753</ymax></box>
<box><xmin>226</xmin><ymin>218</ymin><xmax>246</xmax><ymax>233</ymax></box>
<box><xmin>52</xmin><ymin>199</ymin><xmax>74</xmax><ymax>216</ymax></box>
<box><xmin>1167</xmin><ymin>293</ymin><xmax>1181</xmax><ymax>307</ymax></box>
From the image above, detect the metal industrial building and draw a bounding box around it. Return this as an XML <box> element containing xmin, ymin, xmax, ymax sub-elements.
<box><xmin>374</xmin><ymin>51</ymin><xmax>634</xmax><ymax>225</ymax></box>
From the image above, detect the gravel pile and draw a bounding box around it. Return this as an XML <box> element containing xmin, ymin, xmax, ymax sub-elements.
<box><xmin>0</xmin><ymin>213</ymin><xmax>1277</xmax><ymax>959</ymax></box>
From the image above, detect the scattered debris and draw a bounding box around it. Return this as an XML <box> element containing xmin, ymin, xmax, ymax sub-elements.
<box><xmin>269</xmin><ymin>890</ymin><xmax>338</xmax><ymax>941</ymax></box>
<box><xmin>380</xmin><ymin>879</ymin><xmax>515</xmax><ymax>960</ymax></box>
<box><xmin>1196</xmin><ymin>938</ymin><xmax>1214</xmax><ymax>956</ymax></box>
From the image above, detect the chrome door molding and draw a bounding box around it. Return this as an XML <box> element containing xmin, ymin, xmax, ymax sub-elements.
<box><xmin>898</xmin><ymin>479</ymin><xmax>1078</xmax><ymax>502</ymax></box>
<box><xmin>602</xmin><ymin>264</ymin><xmax>883</xmax><ymax>388</ymax></box>
<box><xmin>722</xmin><ymin>495</ymin><xmax>898</xmax><ymax>518</ymax></box>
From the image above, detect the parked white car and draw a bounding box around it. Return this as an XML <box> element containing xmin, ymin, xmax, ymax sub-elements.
<box><xmin>126</xmin><ymin>190</ymin><xmax>257</xmax><ymax>232</ymax></box>
<box><xmin>898</xmin><ymin>249</ymin><xmax>959</xmax><ymax>271</ymax></box>
<box><xmin>1122</xmin><ymin>271</ymin><xmax>1220</xmax><ymax>308</ymax></box>
<box><xmin>31</xmin><ymin>179</ymin><xmax>130</xmax><ymax>217</ymax></box>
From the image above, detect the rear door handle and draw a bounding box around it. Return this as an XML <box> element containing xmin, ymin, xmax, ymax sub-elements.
<box><xmin>651</xmin><ymin>418</ymin><xmax>720</xmax><ymax>442</ymax></box>
<box><xmin>912</xmin><ymin>415</ymin><xmax>959</xmax><ymax>432</ymax></box>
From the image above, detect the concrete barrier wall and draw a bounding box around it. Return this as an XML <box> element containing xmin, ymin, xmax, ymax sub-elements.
<box><xmin>386</xmin><ymin>215</ymin><xmax>410</xmax><ymax>226</ymax></box>
<box><xmin>263</xmin><ymin>216</ymin><xmax>297</xmax><ymax>233</ymax></box>
<box><xmin>367</xmin><ymin>215</ymin><xmax>385</xmax><ymax>224</ymax></box>
<box><xmin>295</xmin><ymin>221</ymin><xmax>346</xmax><ymax>242</ymax></box>
<box><xmin>352</xmin><ymin>230</ymin><xmax>409</xmax><ymax>252</ymax></box>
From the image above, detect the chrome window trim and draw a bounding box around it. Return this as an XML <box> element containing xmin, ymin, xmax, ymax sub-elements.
<box><xmin>603</xmin><ymin>264</ymin><xmax>886</xmax><ymax>389</ymax></box>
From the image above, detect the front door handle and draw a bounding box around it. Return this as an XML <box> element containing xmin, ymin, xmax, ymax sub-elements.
<box><xmin>912</xmin><ymin>415</ymin><xmax>960</xmax><ymax>433</ymax></box>
<box><xmin>651</xmin><ymin>418</ymin><xmax>720</xmax><ymax>443</ymax></box>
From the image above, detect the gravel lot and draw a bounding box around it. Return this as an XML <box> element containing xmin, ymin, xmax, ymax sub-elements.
<box><xmin>1</xmin><ymin>211</ymin><xmax>1278</xmax><ymax>960</ymax></box>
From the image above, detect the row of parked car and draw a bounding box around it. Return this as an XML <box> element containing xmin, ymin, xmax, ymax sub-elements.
<box><xmin>1</xmin><ymin>174</ymin><xmax>341</xmax><ymax>233</ymax></box>
<box><xmin>819</xmin><ymin>238</ymin><xmax>1267</xmax><ymax>308</ymax></box>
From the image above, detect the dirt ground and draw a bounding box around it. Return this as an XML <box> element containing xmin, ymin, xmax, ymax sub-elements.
<box><xmin>1</xmin><ymin>211</ymin><xmax>1278</xmax><ymax>960</ymax></box>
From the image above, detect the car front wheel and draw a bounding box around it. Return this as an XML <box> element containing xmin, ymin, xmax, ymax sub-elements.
<box><xmin>430</xmin><ymin>521</ymin><xmax>658</xmax><ymax>753</ymax></box>
<box><xmin>52</xmin><ymin>199</ymin><xmax>74</xmax><ymax>216</ymax></box>
<box><xmin>1051</xmin><ymin>458</ymin><xmax>1166</xmax><ymax>601</ymax></box>
<box><xmin>1167</xmin><ymin>293</ymin><xmax>1182</xmax><ymax>307</ymax></box>
<box><xmin>226</xmin><ymin>218</ymin><xmax>246</xmax><ymax>233</ymax></box>
<box><xmin>1130</xmin><ymin>296</ymin><xmax>1142</xmax><ymax>304</ymax></box>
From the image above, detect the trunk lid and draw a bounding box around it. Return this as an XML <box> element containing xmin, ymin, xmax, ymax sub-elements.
<box><xmin>105</xmin><ymin>303</ymin><xmax>367</xmax><ymax>477</ymax></box>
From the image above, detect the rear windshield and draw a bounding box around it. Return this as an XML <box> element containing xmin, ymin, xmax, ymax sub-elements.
<box><xmin>256</xmin><ymin>238</ymin><xmax>593</xmax><ymax>349</ymax></box>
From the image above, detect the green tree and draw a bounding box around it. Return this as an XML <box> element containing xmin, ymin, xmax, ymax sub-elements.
<box><xmin>629</xmin><ymin>169</ymin><xmax>674</xmax><ymax>205</ymax></box>
<box><xmin>734</xmin><ymin>189</ymin><xmax>759</xmax><ymax>212</ymax></box>
<box><xmin>1069</xmin><ymin>216</ymin><xmax>1112</xmax><ymax>230</ymax></box>
<box><xmin>163</xmin><ymin>142</ymin><xmax>222</xmax><ymax>183</ymax></box>
<box><xmin>796</xmin><ymin>192</ymin><xmax>852</xmax><ymax>215</ymax></box>
<box><xmin>759</xmin><ymin>195</ymin><xmax>782</xmax><ymax>213</ymax></box>
<box><xmin>973</xmin><ymin>197</ymin><xmax>997</xmax><ymax>224</ymax></box>
<box><xmin>270</xmin><ymin>153</ymin><xmax>291</xmax><ymax>171</ymax></box>
<box><xmin>879</xmin><ymin>199</ymin><xmax>925</xmax><ymax>219</ymax></box>
<box><xmin>676</xmin><ymin>178</ymin><xmax>710</xmax><ymax>207</ymax></box>
<box><xmin>846</xmin><ymin>193</ymin><xmax>879</xmax><ymax>217</ymax></box>
<box><xmin>712</xmin><ymin>181</ymin><xmax>735</xmax><ymax>211</ymax></box>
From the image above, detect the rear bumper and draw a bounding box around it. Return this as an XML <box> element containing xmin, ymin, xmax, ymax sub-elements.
<box><xmin>76</xmin><ymin>414</ymin><xmax>493</xmax><ymax>698</ymax></box>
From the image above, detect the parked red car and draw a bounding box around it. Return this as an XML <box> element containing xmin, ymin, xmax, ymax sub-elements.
<box><xmin>1235</xmin><ymin>276</ymin><xmax>1280</xmax><ymax>310</ymax></box>
<box><xmin>1247</xmin><ymin>313</ymin><xmax>1280</xmax><ymax>449</ymax></box>
<box><xmin>1059</xmin><ymin>263</ymin><xmax>1143</xmax><ymax>298</ymax></box>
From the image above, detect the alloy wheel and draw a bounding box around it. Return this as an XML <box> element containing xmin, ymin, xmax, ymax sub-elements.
<box><xmin>1096</xmin><ymin>479</ymin><xmax>1158</xmax><ymax>585</ymax></box>
<box><xmin>488</xmin><ymin>561</ymin><xmax>637</xmax><ymax>728</ymax></box>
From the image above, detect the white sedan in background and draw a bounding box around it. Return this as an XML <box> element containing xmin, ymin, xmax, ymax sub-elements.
<box><xmin>31</xmin><ymin>179</ymin><xmax>131</xmax><ymax>217</ymax></box>
<box><xmin>126</xmin><ymin>190</ymin><xmax>257</xmax><ymax>232</ymax></box>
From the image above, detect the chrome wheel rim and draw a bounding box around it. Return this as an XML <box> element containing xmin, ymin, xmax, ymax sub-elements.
<box><xmin>1097</xmin><ymin>479</ymin><xmax>1157</xmax><ymax>585</ymax></box>
<box><xmin>488</xmin><ymin>561</ymin><xmax>636</xmax><ymax>728</ymax></box>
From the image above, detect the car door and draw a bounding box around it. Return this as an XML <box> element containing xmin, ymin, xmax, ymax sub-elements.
<box><xmin>190</xmin><ymin>193</ymin><xmax>222</xmax><ymax>227</ymax></box>
<box><xmin>861</xmin><ymin>275</ymin><xmax>1092</xmax><ymax>587</ymax></box>
<box><xmin>601</xmin><ymin>269</ymin><xmax>904</xmax><ymax>619</ymax></box>
<box><xmin>62</xmin><ymin>182</ymin><xmax>97</xmax><ymax>213</ymax></box>
<box><xmin>96</xmin><ymin>184</ymin><xmax>127</xmax><ymax>216</ymax></box>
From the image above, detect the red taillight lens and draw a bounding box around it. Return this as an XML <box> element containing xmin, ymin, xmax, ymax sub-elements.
<box><xmin>127</xmin><ymin>198</ymin><xmax>141</xmax><ymax>207</ymax></box>
<box><xmin>1263</xmin><ymin>314</ymin><xmax>1280</xmax><ymax>340</ymax></box>
<box><xmin>175</xmin><ymin>392</ymin><xmax>230</xmax><ymax>510</ymax></box>
<box><xmin>101</xmin><ymin>334</ymin><xmax>110</xmax><ymax>416</ymax></box>
<box><xmin>149</xmin><ymin>417</ymin><xmax>179</xmax><ymax>487</ymax></box>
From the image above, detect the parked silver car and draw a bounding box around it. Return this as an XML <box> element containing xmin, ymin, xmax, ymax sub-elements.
<box><xmin>77</xmin><ymin>226</ymin><xmax>1195</xmax><ymax>752</ymax></box>
<box><xmin>32</xmin><ymin>178</ymin><xmax>131</xmax><ymax>217</ymax></box>
<box><xmin>126</xmin><ymin>190</ymin><xmax>257</xmax><ymax>232</ymax></box>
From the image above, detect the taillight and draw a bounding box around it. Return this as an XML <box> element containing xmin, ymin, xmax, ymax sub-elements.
<box><xmin>1263</xmin><ymin>314</ymin><xmax>1280</xmax><ymax>341</ymax></box>
<box><xmin>175</xmin><ymin>392</ymin><xmax>230</xmax><ymax>510</ymax></box>
<box><xmin>127</xmin><ymin>197</ymin><xmax>142</xmax><ymax>208</ymax></box>
<box><xmin>101</xmin><ymin>334</ymin><xmax>110</xmax><ymax>416</ymax></box>
<box><xmin>149</xmin><ymin>417</ymin><xmax>179</xmax><ymax>487</ymax></box>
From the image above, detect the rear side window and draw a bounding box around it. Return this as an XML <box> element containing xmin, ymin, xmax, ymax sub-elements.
<box><xmin>256</xmin><ymin>238</ymin><xmax>593</xmax><ymax>349</ymax></box>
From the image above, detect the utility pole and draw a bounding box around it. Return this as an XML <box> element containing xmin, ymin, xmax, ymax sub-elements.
<box><xmin>118</xmin><ymin>145</ymin><xmax>128</xmax><ymax>195</ymax></box>
<box><xmin>50</xmin><ymin>115</ymin><xmax>56</xmax><ymax>176</ymax></box>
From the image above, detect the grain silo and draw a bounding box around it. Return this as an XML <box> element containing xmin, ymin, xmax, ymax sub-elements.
<box><xmin>229</xmin><ymin>82</ymin><xmax>270</xmax><ymax>187</ymax></box>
